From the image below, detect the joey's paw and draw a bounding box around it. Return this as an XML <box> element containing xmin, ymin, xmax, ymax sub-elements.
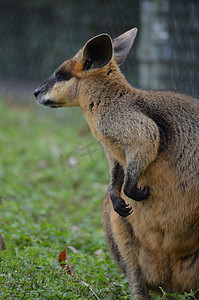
<box><xmin>111</xmin><ymin>194</ymin><xmax>133</xmax><ymax>217</ymax></box>
<box><xmin>124</xmin><ymin>185</ymin><xmax>150</xmax><ymax>202</ymax></box>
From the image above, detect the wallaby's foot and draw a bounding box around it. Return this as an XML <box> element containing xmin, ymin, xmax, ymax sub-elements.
<box><xmin>124</xmin><ymin>185</ymin><xmax>150</xmax><ymax>201</ymax></box>
<box><xmin>110</xmin><ymin>194</ymin><xmax>133</xmax><ymax>217</ymax></box>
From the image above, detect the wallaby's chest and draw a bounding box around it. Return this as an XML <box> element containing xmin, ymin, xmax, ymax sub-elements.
<box><xmin>83</xmin><ymin>109</ymin><xmax>126</xmax><ymax>168</ymax></box>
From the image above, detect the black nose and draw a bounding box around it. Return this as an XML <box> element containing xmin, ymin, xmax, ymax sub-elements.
<box><xmin>34</xmin><ymin>88</ymin><xmax>41</xmax><ymax>98</ymax></box>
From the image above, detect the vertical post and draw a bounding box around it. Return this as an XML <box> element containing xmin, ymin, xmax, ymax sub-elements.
<box><xmin>137</xmin><ymin>0</ymin><xmax>170</xmax><ymax>90</ymax></box>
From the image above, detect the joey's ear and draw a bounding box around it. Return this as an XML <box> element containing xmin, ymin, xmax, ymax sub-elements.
<box><xmin>82</xmin><ymin>34</ymin><xmax>113</xmax><ymax>70</ymax></box>
<box><xmin>113</xmin><ymin>28</ymin><xmax>138</xmax><ymax>65</ymax></box>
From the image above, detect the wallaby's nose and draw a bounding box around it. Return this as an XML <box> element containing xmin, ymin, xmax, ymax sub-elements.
<box><xmin>34</xmin><ymin>88</ymin><xmax>41</xmax><ymax>98</ymax></box>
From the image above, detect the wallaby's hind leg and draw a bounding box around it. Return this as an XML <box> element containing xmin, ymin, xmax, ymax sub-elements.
<box><xmin>102</xmin><ymin>192</ymin><xmax>149</xmax><ymax>300</ymax></box>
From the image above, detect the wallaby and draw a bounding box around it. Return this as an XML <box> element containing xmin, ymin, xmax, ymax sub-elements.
<box><xmin>34</xmin><ymin>28</ymin><xmax>199</xmax><ymax>299</ymax></box>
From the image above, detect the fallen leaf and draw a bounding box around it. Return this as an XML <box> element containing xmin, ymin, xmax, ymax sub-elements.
<box><xmin>58</xmin><ymin>250</ymin><xmax>68</xmax><ymax>268</ymax></box>
<box><xmin>58</xmin><ymin>244</ymin><xmax>78</xmax><ymax>278</ymax></box>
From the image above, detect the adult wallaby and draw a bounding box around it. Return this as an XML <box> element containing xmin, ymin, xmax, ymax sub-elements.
<box><xmin>34</xmin><ymin>28</ymin><xmax>199</xmax><ymax>299</ymax></box>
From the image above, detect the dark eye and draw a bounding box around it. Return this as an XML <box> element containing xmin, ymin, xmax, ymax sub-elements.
<box><xmin>55</xmin><ymin>73</ymin><xmax>64</xmax><ymax>81</ymax></box>
<box><xmin>55</xmin><ymin>71</ymin><xmax>73</xmax><ymax>82</ymax></box>
<box><xmin>84</xmin><ymin>58</ymin><xmax>94</xmax><ymax>70</ymax></box>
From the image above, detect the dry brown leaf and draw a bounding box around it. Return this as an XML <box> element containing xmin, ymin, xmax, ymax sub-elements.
<box><xmin>58</xmin><ymin>244</ymin><xmax>78</xmax><ymax>278</ymax></box>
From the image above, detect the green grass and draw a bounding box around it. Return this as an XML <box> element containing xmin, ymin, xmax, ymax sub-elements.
<box><xmin>0</xmin><ymin>100</ymin><xmax>198</xmax><ymax>299</ymax></box>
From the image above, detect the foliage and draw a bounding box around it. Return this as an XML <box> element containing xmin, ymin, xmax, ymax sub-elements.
<box><xmin>0</xmin><ymin>101</ymin><xmax>197</xmax><ymax>299</ymax></box>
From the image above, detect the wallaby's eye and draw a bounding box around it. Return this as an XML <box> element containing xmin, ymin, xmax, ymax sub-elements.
<box><xmin>56</xmin><ymin>73</ymin><xmax>64</xmax><ymax>81</ymax></box>
<box><xmin>84</xmin><ymin>58</ymin><xmax>94</xmax><ymax>70</ymax></box>
<box><xmin>55</xmin><ymin>70</ymin><xmax>73</xmax><ymax>82</ymax></box>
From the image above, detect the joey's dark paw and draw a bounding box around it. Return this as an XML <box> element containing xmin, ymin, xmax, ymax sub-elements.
<box><xmin>110</xmin><ymin>194</ymin><xmax>133</xmax><ymax>217</ymax></box>
<box><xmin>124</xmin><ymin>185</ymin><xmax>150</xmax><ymax>201</ymax></box>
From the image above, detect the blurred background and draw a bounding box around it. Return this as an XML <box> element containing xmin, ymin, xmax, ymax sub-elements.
<box><xmin>0</xmin><ymin>0</ymin><xmax>199</xmax><ymax>103</ymax></box>
<box><xmin>0</xmin><ymin>2</ymin><xmax>199</xmax><ymax>297</ymax></box>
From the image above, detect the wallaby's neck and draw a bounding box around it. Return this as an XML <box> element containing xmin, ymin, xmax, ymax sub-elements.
<box><xmin>79</xmin><ymin>61</ymin><xmax>135</xmax><ymax>111</ymax></box>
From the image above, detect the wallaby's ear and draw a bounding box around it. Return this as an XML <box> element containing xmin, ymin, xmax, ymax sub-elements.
<box><xmin>82</xmin><ymin>34</ymin><xmax>113</xmax><ymax>70</ymax></box>
<box><xmin>113</xmin><ymin>28</ymin><xmax>138</xmax><ymax>65</ymax></box>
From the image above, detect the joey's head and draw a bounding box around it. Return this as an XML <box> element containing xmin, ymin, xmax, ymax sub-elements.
<box><xmin>34</xmin><ymin>28</ymin><xmax>138</xmax><ymax>108</ymax></box>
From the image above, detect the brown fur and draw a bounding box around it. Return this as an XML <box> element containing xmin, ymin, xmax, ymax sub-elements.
<box><xmin>34</xmin><ymin>28</ymin><xmax>199</xmax><ymax>299</ymax></box>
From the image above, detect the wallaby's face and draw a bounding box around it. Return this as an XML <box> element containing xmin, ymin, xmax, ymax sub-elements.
<box><xmin>34</xmin><ymin>59</ymin><xmax>79</xmax><ymax>107</ymax></box>
<box><xmin>34</xmin><ymin>28</ymin><xmax>138</xmax><ymax>108</ymax></box>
